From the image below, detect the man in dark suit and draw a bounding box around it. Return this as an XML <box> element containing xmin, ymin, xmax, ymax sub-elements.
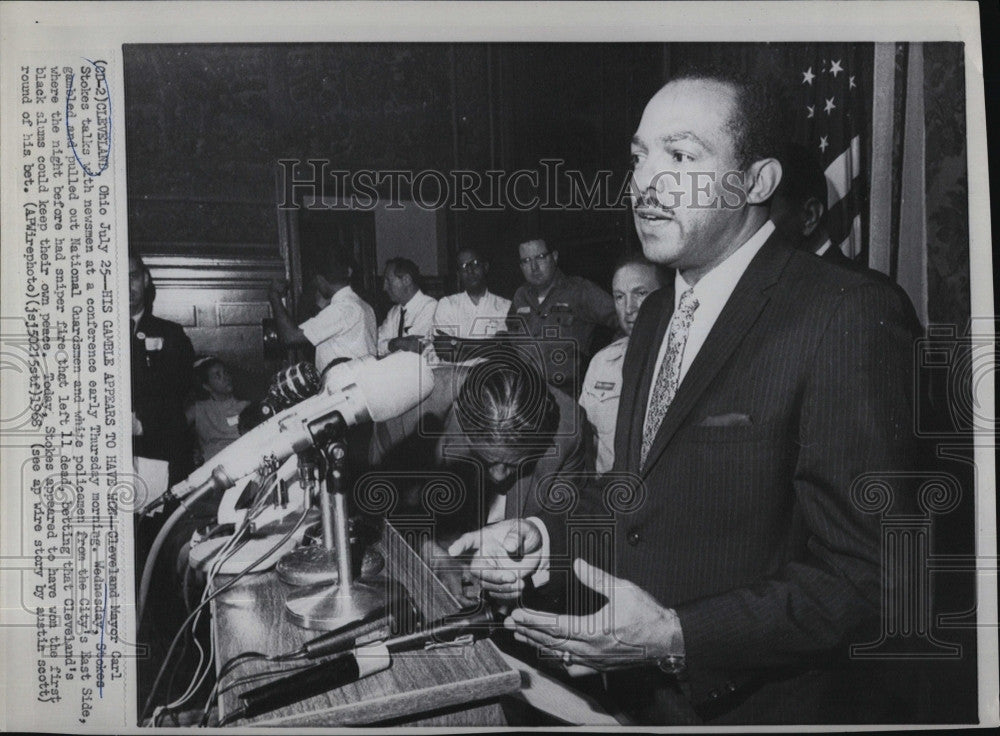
<box><xmin>463</xmin><ymin>69</ymin><xmax>919</xmax><ymax>724</ymax></box>
<box><xmin>771</xmin><ymin>141</ymin><xmax>862</xmax><ymax>269</ymax></box>
<box><xmin>129</xmin><ymin>253</ymin><xmax>199</xmax><ymax>708</ymax></box>
<box><xmin>129</xmin><ymin>253</ymin><xmax>195</xmax><ymax>485</ymax></box>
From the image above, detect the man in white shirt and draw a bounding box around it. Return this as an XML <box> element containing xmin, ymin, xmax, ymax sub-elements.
<box><xmin>267</xmin><ymin>246</ymin><xmax>376</xmax><ymax>372</ymax></box>
<box><xmin>376</xmin><ymin>257</ymin><xmax>437</xmax><ymax>356</ymax></box>
<box><xmin>455</xmin><ymin>69</ymin><xmax>919</xmax><ymax>724</ymax></box>
<box><xmin>433</xmin><ymin>247</ymin><xmax>511</xmax><ymax>339</ymax></box>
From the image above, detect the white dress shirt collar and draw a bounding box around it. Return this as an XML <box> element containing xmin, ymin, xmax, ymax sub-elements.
<box><xmin>664</xmin><ymin>219</ymin><xmax>775</xmax><ymax>387</ymax></box>
<box><xmin>675</xmin><ymin>220</ymin><xmax>775</xmax><ymax>311</ymax></box>
<box><xmin>401</xmin><ymin>290</ymin><xmax>430</xmax><ymax>311</ymax></box>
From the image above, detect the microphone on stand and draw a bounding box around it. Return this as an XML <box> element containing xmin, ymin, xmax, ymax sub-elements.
<box><xmin>135</xmin><ymin>351</ymin><xmax>435</xmax><ymax>623</ymax></box>
<box><xmin>138</xmin><ymin>352</ymin><xmax>434</xmax><ymax>514</ymax></box>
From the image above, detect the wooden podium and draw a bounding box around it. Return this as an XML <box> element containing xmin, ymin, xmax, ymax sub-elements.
<box><xmin>211</xmin><ymin>521</ymin><xmax>521</xmax><ymax>726</ymax></box>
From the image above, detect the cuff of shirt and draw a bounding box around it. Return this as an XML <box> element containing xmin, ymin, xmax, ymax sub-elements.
<box><xmin>525</xmin><ymin>516</ymin><xmax>550</xmax><ymax>588</ymax></box>
<box><xmin>298</xmin><ymin>316</ymin><xmax>321</xmax><ymax>347</ymax></box>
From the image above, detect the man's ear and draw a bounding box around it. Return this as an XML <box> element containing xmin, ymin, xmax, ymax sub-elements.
<box><xmin>744</xmin><ymin>158</ymin><xmax>783</xmax><ymax>206</ymax></box>
<box><xmin>551</xmin><ymin>250</ymin><xmax>559</xmax><ymax>265</ymax></box>
<box><xmin>801</xmin><ymin>197</ymin><xmax>825</xmax><ymax>238</ymax></box>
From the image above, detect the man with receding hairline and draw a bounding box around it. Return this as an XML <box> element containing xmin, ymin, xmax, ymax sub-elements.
<box><xmin>579</xmin><ymin>254</ymin><xmax>664</xmax><ymax>473</ymax></box>
<box><xmin>461</xmin><ymin>69</ymin><xmax>920</xmax><ymax>724</ymax></box>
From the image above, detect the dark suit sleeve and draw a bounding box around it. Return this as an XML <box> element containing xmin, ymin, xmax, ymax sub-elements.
<box><xmin>674</xmin><ymin>282</ymin><xmax>917</xmax><ymax>672</ymax></box>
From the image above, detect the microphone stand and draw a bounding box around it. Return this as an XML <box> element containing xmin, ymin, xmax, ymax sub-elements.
<box><xmin>283</xmin><ymin>429</ymin><xmax>387</xmax><ymax>631</ymax></box>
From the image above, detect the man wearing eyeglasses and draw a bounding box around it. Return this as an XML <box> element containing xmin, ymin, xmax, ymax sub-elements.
<box><xmin>506</xmin><ymin>237</ymin><xmax>617</xmax><ymax>394</ymax></box>
<box><xmin>433</xmin><ymin>247</ymin><xmax>512</xmax><ymax>340</ymax></box>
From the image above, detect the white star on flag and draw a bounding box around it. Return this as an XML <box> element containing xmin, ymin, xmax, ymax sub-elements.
<box><xmin>792</xmin><ymin>46</ymin><xmax>867</xmax><ymax>259</ymax></box>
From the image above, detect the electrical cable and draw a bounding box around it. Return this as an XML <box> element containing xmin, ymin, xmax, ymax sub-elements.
<box><xmin>152</xmin><ymin>472</ymin><xmax>289</xmax><ymax>722</ymax></box>
<box><xmin>139</xmin><ymin>493</ymin><xmax>309</xmax><ymax>723</ymax></box>
<box><xmin>157</xmin><ymin>486</ymin><xmax>272</xmax><ymax>718</ymax></box>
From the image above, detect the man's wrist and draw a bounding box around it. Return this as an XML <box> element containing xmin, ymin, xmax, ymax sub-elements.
<box><xmin>652</xmin><ymin>607</ymin><xmax>686</xmax><ymax>676</ymax></box>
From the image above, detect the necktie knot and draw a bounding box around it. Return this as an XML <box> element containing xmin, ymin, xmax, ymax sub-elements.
<box><xmin>677</xmin><ymin>288</ymin><xmax>699</xmax><ymax>317</ymax></box>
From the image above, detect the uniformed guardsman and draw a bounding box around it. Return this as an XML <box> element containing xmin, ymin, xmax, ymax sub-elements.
<box><xmin>578</xmin><ymin>254</ymin><xmax>665</xmax><ymax>472</ymax></box>
<box><xmin>505</xmin><ymin>237</ymin><xmax>617</xmax><ymax>394</ymax></box>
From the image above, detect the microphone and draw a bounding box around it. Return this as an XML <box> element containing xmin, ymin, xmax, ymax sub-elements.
<box><xmin>238</xmin><ymin>362</ymin><xmax>322</xmax><ymax>434</ymax></box>
<box><xmin>268</xmin><ymin>361</ymin><xmax>321</xmax><ymax>409</ymax></box>
<box><xmin>138</xmin><ymin>352</ymin><xmax>434</xmax><ymax>514</ymax></box>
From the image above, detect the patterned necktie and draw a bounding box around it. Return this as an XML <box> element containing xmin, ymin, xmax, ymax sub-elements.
<box><xmin>397</xmin><ymin>306</ymin><xmax>407</xmax><ymax>338</ymax></box>
<box><xmin>640</xmin><ymin>288</ymin><xmax>699</xmax><ymax>468</ymax></box>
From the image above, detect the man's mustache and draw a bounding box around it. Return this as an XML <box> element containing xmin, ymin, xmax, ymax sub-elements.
<box><xmin>631</xmin><ymin>188</ymin><xmax>675</xmax><ymax>217</ymax></box>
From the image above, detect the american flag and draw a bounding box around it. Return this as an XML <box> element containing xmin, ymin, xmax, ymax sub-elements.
<box><xmin>790</xmin><ymin>44</ymin><xmax>873</xmax><ymax>259</ymax></box>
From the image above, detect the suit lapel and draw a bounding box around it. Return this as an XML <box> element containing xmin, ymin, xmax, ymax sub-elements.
<box><xmin>640</xmin><ymin>238</ymin><xmax>792</xmax><ymax>478</ymax></box>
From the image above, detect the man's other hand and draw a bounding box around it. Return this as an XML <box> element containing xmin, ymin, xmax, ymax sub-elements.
<box><xmin>448</xmin><ymin>518</ymin><xmax>543</xmax><ymax>603</ymax></box>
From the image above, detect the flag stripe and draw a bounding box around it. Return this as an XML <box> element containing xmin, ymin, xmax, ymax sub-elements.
<box><xmin>825</xmin><ymin>135</ymin><xmax>862</xmax><ymax>209</ymax></box>
<box><xmin>836</xmin><ymin>213</ymin><xmax>862</xmax><ymax>259</ymax></box>
<box><xmin>826</xmin><ymin>193</ymin><xmax>858</xmax><ymax>246</ymax></box>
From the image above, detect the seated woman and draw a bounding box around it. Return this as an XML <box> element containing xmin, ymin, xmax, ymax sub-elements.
<box><xmin>186</xmin><ymin>356</ymin><xmax>249</xmax><ymax>466</ymax></box>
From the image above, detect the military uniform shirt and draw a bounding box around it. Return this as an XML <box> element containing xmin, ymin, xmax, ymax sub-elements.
<box><xmin>578</xmin><ymin>335</ymin><xmax>628</xmax><ymax>473</ymax></box>
<box><xmin>507</xmin><ymin>270</ymin><xmax>617</xmax><ymax>393</ymax></box>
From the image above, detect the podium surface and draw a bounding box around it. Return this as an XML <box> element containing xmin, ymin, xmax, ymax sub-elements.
<box><xmin>211</xmin><ymin>521</ymin><xmax>520</xmax><ymax>726</ymax></box>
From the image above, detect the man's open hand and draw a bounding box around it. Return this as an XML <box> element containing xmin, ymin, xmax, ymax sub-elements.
<box><xmin>504</xmin><ymin>558</ymin><xmax>683</xmax><ymax>671</ymax></box>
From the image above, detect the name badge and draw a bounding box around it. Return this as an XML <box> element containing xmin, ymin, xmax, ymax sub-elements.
<box><xmin>144</xmin><ymin>336</ymin><xmax>164</xmax><ymax>351</ymax></box>
<box><xmin>594</xmin><ymin>381</ymin><xmax>616</xmax><ymax>391</ymax></box>
<box><xmin>516</xmin><ymin>306</ymin><xmax>531</xmax><ymax>314</ymax></box>
<box><xmin>227</xmin><ymin>415</ymin><xmax>240</xmax><ymax>427</ymax></box>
